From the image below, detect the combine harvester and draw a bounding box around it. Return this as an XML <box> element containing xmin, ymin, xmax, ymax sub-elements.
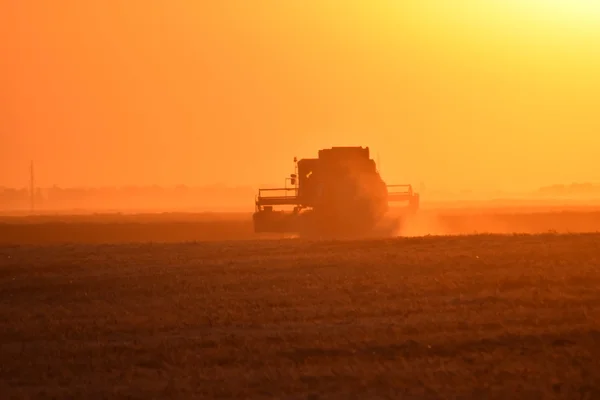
<box><xmin>253</xmin><ymin>146</ymin><xmax>419</xmax><ymax>238</ymax></box>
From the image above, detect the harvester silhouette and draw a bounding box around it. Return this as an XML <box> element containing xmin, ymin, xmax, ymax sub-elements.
<box><xmin>253</xmin><ymin>146</ymin><xmax>419</xmax><ymax>237</ymax></box>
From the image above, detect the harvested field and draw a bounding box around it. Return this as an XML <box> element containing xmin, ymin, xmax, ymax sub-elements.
<box><xmin>1</xmin><ymin>206</ymin><xmax>600</xmax><ymax>244</ymax></box>
<box><xmin>2</xmin><ymin>232</ymin><xmax>600</xmax><ymax>398</ymax></box>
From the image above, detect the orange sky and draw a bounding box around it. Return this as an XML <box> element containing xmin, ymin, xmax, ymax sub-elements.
<box><xmin>2</xmin><ymin>1</ymin><xmax>600</xmax><ymax>192</ymax></box>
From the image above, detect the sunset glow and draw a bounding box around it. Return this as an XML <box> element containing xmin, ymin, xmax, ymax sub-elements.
<box><xmin>517</xmin><ymin>0</ymin><xmax>600</xmax><ymax>20</ymax></box>
<box><xmin>2</xmin><ymin>1</ymin><xmax>600</xmax><ymax>196</ymax></box>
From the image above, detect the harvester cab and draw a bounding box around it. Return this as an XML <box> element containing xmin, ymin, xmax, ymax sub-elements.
<box><xmin>253</xmin><ymin>146</ymin><xmax>419</xmax><ymax>236</ymax></box>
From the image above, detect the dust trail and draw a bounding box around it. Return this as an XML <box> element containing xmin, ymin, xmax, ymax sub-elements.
<box><xmin>395</xmin><ymin>211</ymin><xmax>531</xmax><ymax>237</ymax></box>
<box><xmin>393</xmin><ymin>207</ymin><xmax>600</xmax><ymax>237</ymax></box>
<box><xmin>394</xmin><ymin>213</ymin><xmax>448</xmax><ymax>237</ymax></box>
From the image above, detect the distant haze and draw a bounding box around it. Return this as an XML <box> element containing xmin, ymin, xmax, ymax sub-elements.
<box><xmin>2</xmin><ymin>1</ymin><xmax>600</xmax><ymax>193</ymax></box>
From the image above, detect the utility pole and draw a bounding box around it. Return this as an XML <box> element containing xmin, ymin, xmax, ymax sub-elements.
<box><xmin>30</xmin><ymin>160</ymin><xmax>35</xmax><ymax>213</ymax></box>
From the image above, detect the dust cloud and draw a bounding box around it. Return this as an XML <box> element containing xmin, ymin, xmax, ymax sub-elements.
<box><xmin>392</xmin><ymin>205</ymin><xmax>600</xmax><ymax>237</ymax></box>
<box><xmin>393</xmin><ymin>212</ymin><xmax>450</xmax><ymax>237</ymax></box>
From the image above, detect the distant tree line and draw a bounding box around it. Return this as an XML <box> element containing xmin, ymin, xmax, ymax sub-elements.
<box><xmin>537</xmin><ymin>183</ymin><xmax>600</xmax><ymax>197</ymax></box>
<box><xmin>2</xmin><ymin>182</ymin><xmax>599</xmax><ymax>212</ymax></box>
<box><xmin>0</xmin><ymin>185</ymin><xmax>257</xmax><ymax>211</ymax></box>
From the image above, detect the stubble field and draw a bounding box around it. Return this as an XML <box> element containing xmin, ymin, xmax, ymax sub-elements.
<box><xmin>2</xmin><ymin>206</ymin><xmax>600</xmax><ymax>398</ymax></box>
<box><xmin>2</xmin><ymin>204</ymin><xmax>600</xmax><ymax>244</ymax></box>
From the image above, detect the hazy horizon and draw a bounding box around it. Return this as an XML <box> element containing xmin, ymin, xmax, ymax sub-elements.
<box><xmin>3</xmin><ymin>180</ymin><xmax>600</xmax><ymax>216</ymax></box>
<box><xmin>3</xmin><ymin>1</ymin><xmax>600</xmax><ymax>191</ymax></box>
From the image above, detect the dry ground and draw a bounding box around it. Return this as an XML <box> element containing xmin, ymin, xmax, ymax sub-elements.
<box><xmin>2</xmin><ymin>206</ymin><xmax>600</xmax><ymax>244</ymax></box>
<box><xmin>2</xmin><ymin>232</ymin><xmax>600</xmax><ymax>399</ymax></box>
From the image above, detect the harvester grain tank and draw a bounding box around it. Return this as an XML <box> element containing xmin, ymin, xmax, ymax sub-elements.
<box><xmin>253</xmin><ymin>146</ymin><xmax>419</xmax><ymax>236</ymax></box>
